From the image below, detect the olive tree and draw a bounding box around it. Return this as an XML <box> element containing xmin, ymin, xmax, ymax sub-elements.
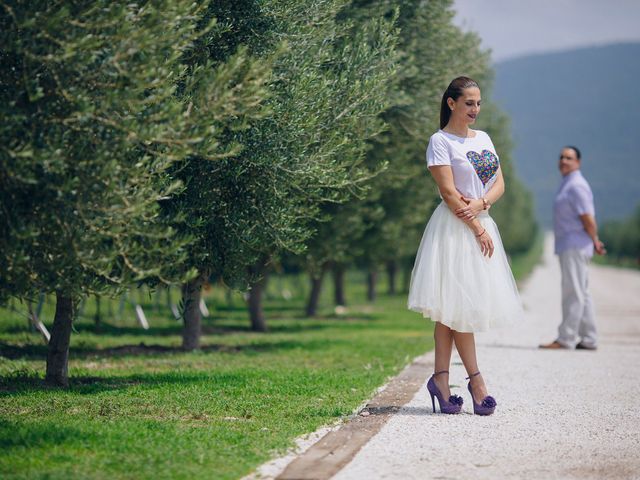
<box><xmin>0</xmin><ymin>0</ymin><xmax>270</xmax><ymax>384</ymax></box>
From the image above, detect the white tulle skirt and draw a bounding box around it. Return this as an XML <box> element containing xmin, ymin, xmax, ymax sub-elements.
<box><xmin>407</xmin><ymin>202</ymin><xmax>523</xmax><ymax>332</ymax></box>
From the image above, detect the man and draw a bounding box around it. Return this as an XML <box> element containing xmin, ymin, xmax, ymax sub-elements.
<box><xmin>540</xmin><ymin>146</ymin><xmax>606</xmax><ymax>350</ymax></box>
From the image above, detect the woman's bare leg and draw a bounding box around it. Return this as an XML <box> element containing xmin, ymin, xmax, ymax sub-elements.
<box><xmin>453</xmin><ymin>331</ymin><xmax>489</xmax><ymax>403</ymax></box>
<box><xmin>433</xmin><ymin>322</ymin><xmax>454</xmax><ymax>397</ymax></box>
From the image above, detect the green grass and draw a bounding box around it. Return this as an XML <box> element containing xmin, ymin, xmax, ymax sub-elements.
<box><xmin>0</xmin><ymin>274</ymin><xmax>432</xmax><ymax>480</ymax></box>
<box><xmin>592</xmin><ymin>254</ymin><xmax>639</xmax><ymax>270</ymax></box>
<box><xmin>510</xmin><ymin>231</ymin><xmax>545</xmax><ymax>282</ymax></box>
<box><xmin>0</xmin><ymin>251</ymin><xmax>540</xmax><ymax>480</ymax></box>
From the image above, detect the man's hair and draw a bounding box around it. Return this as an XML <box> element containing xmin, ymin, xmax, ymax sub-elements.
<box><xmin>563</xmin><ymin>145</ymin><xmax>581</xmax><ymax>160</ymax></box>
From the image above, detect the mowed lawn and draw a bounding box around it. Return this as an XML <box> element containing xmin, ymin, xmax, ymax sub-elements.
<box><xmin>0</xmin><ymin>244</ymin><xmax>540</xmax><ymax>480</ymax></box>
<box><xmin>0</xmin><ymin>271</ymin><xmax>434</xmax><ymax>480</ymax></box>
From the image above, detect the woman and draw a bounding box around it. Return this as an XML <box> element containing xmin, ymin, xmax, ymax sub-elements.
<box><xmin>407</xmin><ymin>76</ymin><xmax>523</xmax><ymax>415</ymax></box>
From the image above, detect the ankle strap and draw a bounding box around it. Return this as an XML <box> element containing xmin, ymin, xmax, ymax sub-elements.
<box><xmin>433</xmin><ymin>370</ymin><xmax>449</xmax><ymax>376</ymax></box>
<box><xmin>465</xmin><ymin>371</ymin><xmax>481</xmax><ymax>379</ymax></box>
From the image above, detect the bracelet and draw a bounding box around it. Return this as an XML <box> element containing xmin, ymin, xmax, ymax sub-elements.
<box><xmin>475</xmin><ymin>228</ymin><xmax>486</xmax><ymax>238</ymax></box>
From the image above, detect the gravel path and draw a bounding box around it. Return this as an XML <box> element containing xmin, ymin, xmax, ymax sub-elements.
<box><xmin>333</xmin><ymin>235</ymin><xmax>640</xmax><ymax>480</ymax></box>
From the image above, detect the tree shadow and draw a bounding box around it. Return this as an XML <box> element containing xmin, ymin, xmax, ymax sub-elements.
<box><xmin>1</xmin><ymin>322</ymin><xmax>185</xmax><ymax>337</ymax></box>
<box><xmin>320</xmin><ymin>312</ymin><xmax>378</xmax><ymax>321</ymax></box>
<box><xmin>201</xmin><ymin>314</ymin><xmax>378</xmax><ymax>334</ymax></box>
<box><xmin>1</xmin><ymin>315</ymin><xmax>349</xmax><ymax>337</ymax></box>
<box><xmin>0</xmin><ymin>418</ymin><xmax>85</xmax><ymax>450</ymax></box>
<box><xmin>0</xmin><ymin>334</ymin><xmax>346</xmax><ymax>363</ymax></box>
<box><xmin>1</xmin><ymin>370</ymin><xmax>247</xmax><ymax>395</ymax></box>
<box><xmin>213</xmin><ymin>303</ymin><xmax>305</xmax><ymax>313</ymax></box>
<box><xmin>0</xmin><ymin>340</ymin><xmax>345</xmax><ymax>395</ymax></box>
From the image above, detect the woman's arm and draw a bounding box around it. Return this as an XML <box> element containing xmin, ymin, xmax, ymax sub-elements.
<box><xmin>484</xmin><ymin>167</ymin><xmax>505</xmax><ymax>205</ymax></box>
<box><xmin>456</xmin><ymin>167</ymin><xmax>505</xmax><ymax>219</ymax></box>
<box><xmin>429</xmin><ymin>165</ymin><xmax>494</xmax><ymax>257</ymax></box>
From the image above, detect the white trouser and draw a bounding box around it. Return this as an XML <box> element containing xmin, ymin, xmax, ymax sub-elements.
<box><xmin>557</xmin><ymin>248</ymin><xmax>597</xmax><ymax>348</ymax></box>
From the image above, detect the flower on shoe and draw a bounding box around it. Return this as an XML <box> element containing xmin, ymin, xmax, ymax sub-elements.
<box><xmin>448</xmin><ymin>394</ymin><xmax>464</xmax><ymax>406</ymax></box>
<box><xmin>481</xmin><ymin>396</ymin><xmax>497</xmax><ymax>409</ymax></box>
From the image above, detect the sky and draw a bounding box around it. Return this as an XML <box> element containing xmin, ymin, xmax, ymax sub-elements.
<box><xmin>452</xmin><ymin>0</ymin><xmax>640</xmax><ymax>63</ymax></box>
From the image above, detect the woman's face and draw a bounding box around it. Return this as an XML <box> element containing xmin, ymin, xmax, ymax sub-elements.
<box><xmin>447</xmin><ymin>87</ymin><xmax>481</xmax><ymax>125</ymax></box>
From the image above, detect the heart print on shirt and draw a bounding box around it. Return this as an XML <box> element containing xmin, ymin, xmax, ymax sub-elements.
<box><xmin>466</xmin><ymin>149</ymin><xmax>499</xmax><ymax>186</ymax></box>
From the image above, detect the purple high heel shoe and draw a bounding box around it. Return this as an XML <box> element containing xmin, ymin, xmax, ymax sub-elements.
<box><xmin>427</xmin><ymin>370</ymin><xmax>463</xmax><ymax>414</ymax></box>
<box><xmin>466</xmin><ymin>371</ymin><xmax>497</xmax><ymax>416</ymax></box>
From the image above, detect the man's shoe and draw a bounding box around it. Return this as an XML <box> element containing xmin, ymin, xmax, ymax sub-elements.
<box><xmin>576</xmin><ymin>342</ymin><xmax>597</xmax><ymax>350</ymax></box>
<box><xmin>539</xmin><ymin>341</ymin><xmax>569</xmax><ymax>349</ymax></box>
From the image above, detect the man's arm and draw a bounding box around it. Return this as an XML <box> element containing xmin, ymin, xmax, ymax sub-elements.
<box><xmin>579</xmin><ymin>214</ymin><xmax>606</xmax><ymax>255</ymax></box>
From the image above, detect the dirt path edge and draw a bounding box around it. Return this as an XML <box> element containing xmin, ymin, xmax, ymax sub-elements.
<box><xmin>276</xmin><ymin>351</ymin><xmax>433</xmax><ymax>480</ymax></box>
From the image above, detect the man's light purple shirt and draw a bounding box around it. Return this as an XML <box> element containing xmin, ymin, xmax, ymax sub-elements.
<box><xmin>553</xmin><ymin>170</ymin><xmax>595</xmax><ymax>257</ymax></box>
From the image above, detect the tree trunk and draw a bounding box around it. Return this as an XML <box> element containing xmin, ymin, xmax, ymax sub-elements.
<box><xmin>137</xmin><ymin>287</ymin><xmax>145</xmax><ymax>307</ymax></box>
<box><xmin>305</xmin><ymin>263</ymin><xmax>328</xmax><ymax>317</ymax></box>
<box><xmin>402</xmin><ymin>264</ymin><xmax>412</xmax><ymax>294</ymax></box>
<box><xmin>386</xmin><ymin>260</ymin><xmax>397</xmax><ymax>295</ymax></box>
<box><xmin>45</xmin><ymin>292</ymin><xmax>75</xmax><ymax>387</ymax></box>
<box><xmin>333</xmin><ymin>263</ymin><xmax>346</xmax><ymax>306</ymax></box>
<box><xmin>116</xmin><ymin>292</ymin><xmax>126</xmax><ymax>321</ymax></box>
<box><xmin>165</xmin><ymin>285</ymin><xmax>172</xmax><ymax>310</ymax></box>
<box><xmin>153</xmin><ymin>287</ymin><xmax>162</xmax><ymax>313</ymax></box>
<box><xmin>225</xmin><ymin>286</ymin><xmax>234</xmax><ymax>309</ymax></box>
<box><xmin>248</xmin><ymin>258</ymin><xmax>269</xmax><ymax>332</ymax></box>
<box><xmin>367</xmin><ymin>269</ymin><xmax>377</xmax><ymax>302</ymax></box>
<box><xmin>182</xmin><ymin>271</ymin><xmax>207</xmax><ymax>350</ymax></box>
<box><xmin>94</xmin><ymin>295</ymin><xmax>101</xmax><ymax>332</ymax></box>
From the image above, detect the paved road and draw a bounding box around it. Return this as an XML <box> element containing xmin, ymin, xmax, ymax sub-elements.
<box><xmin>333</xmin><ymin>235</ymin><xmax>640</xmax><ymax>480</ymax></box>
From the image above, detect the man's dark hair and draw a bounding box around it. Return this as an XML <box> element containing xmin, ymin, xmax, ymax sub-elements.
<box><xmin>564</xmin><ymin>145</ymin><xmax>581</xmax><ymax>160</ymax></box>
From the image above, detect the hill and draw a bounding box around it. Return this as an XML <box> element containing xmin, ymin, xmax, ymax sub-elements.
<box><xmin>493</xmin><ymin>43</ymin><xmax>640</xmax><ymax>226</ymax></box>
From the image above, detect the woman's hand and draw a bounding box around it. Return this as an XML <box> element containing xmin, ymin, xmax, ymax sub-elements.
<box><xmin>476</xmin><ymin>229</ymin><xmax>494</xmax><ymax>257</ymax></box>
<box><xmin>456</xmin><ymin>196</ymin><xmax>484</xmax><ymax>220</ymax></box>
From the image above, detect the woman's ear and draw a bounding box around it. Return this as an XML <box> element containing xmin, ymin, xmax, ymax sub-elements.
<box><xmin>447</xmin><ymin>97</ymin><xmax>455</xmax><ymax>111</ymax></box>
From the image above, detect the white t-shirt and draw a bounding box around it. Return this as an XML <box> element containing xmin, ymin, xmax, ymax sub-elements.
<box><xmin>426</xmin><ymin>129</ymin><xmax>500</xmax><ymax>199</ymax></box>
